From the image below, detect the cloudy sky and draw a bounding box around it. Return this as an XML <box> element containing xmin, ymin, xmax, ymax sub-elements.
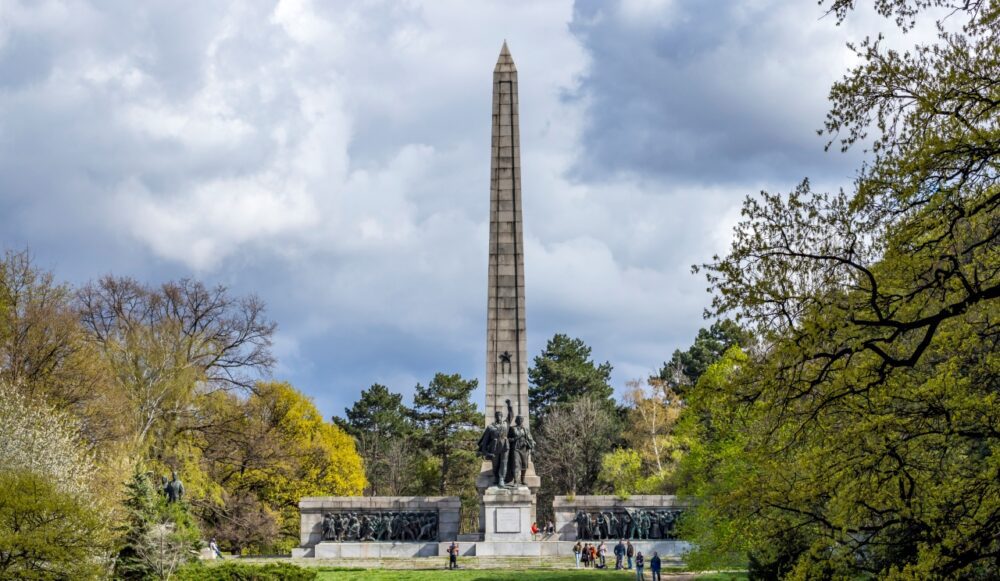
<box><xmin>1</xmin><ymin>0</ymin><xmax>893</xmax><ymax>417</ymax></box>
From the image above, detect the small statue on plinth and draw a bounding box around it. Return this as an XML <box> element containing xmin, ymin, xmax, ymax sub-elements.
<box><xmin>163</xmin><ymin>471</ymin><xmax>184</xmax><ymax>503</ymax></box>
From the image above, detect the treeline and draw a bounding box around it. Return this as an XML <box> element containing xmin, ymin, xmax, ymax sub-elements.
<box><xmin>332</xmin><ymin>374</ymin><xmax>482</xmax><ymax>530</ymax></box>
<box><xmin>335</xmin><ymin>327</ymin><xmax>748</xmax><ymax>527</ymax></box>
<box><xmin>0</xmin><ymin>250</ymin><xmax>366</xmax><ymax>578</ymax></box>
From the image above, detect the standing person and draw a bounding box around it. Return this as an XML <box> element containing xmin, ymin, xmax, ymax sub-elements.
<box><xmin>589</xmin><ymin>543</ymin><xmax>597</xmax><ymax>567</ymax></box>
<box><xmin>581</xmin><ymin>543</ymin><xmax>590</xmax><ymax>568</ymax></box>
<box><xmin>635</xmin><ymin>551</ymin><xmax>645</xmax><ymax>580</ymax></box>
<box><xmin>208</xmin><ymin>538</ymin><xmax>223</xmax><ymax>559</ymax></box>
<box><xmin>531</xmin><ymin>522</ymin><xmax>539</xmax><ymax>539</ymax></box>
<box><xmin>448</xmin><ymin>541</ymin><xmax>458</xmax><ymax>569</ymax></box>
<box><xmin>573</xmin><ymin>541</ymin><xmax>582</xmax><ymax>569</ymax></box>
<box><xmin>650</xmin><ymin>551</ymin><xmax>662</xmax><ymax>581</ymax></box>
<box><xmin>614</xmin><ymin>539</ymin><xmax>625</xmax><ymax>569</ymax></box>
<box><xmin>546</xmin><ymin>520</ymin><xmax>555</xmax><ymax>536</ymax></box>
<box><xmin>598</xmin><ymin>541</ymin><xmax>607</xmax><ymax>569</ymax></box>
<box><xmin>626</xmin><ymin>540</ymin><xmax>635</xmax><ymax>569</ymax></box>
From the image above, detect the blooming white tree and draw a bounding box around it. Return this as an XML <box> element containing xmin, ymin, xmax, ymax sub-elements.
<box><xmin>0</xmin><ymin>382</ymin><xmax>95</xmax><ymax>493</ymax></box>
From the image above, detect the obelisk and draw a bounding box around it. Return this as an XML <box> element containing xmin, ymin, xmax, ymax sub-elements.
<box><xmin>477</xmin><ymin>41</ymin><xmax>539</xmax><ymax>541</ymax></box>
<box><xmin>486</xmin><ymin>41</ymin><xmax>530</xmax><ymax>435</ymax></box>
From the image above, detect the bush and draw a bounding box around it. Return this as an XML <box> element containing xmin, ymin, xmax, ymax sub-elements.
<box><xmin>0</xmin><ymin>470</ymin><xmax>111</xmax><ymax>580</ymax></box>
<box><xmin>175</xmin><ymin>561</ymin><xmax>317</xmax><ymax>581</ymax></box>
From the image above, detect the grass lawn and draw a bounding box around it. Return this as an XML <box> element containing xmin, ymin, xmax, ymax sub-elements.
<box><xmin>314</xmin><ymin>570</ymin><xmax>747</xmax><ymax>580</ymax></box>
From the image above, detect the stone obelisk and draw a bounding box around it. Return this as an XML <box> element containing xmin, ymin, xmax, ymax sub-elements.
<box><xmin>486</xmin><ymin>41</ymin><xmax>531</xmax><ymax>436</ymax></box>
<box><xmin>477</xmin><ymin>41</ymin><xmax>539</xmax><ymax>542</ymax></box>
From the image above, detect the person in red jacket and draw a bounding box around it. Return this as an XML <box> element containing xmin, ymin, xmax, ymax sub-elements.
<box><xmin>530</xmin><ymin>522</ymin><xmax>539</xmax><ymax>539</ymax></box>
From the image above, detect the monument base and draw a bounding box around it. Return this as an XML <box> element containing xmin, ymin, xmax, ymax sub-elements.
<box><xmin>290</xmin><ymin>539</ymin><xmax>691</xmax><ymax>560</ymax></box>
<box><xmin>471</xmin><ymin>540</ymin><xmax>690</xmax><ymax>558</ymax></box>
<box><xmin>476</xmin><ymin>458</ymin><xmax>540</xmax><ymax>535</ymax></box>
<box><xmin>304</xmin><ymin>542</ymin><xmax>439</xmax><ymax>558</ymax></box>
<box><xmin>296</xmin><ymin>496</ymin><xmax>460</xmax><ymax>549</ymax></box>
<box><xmin>481</xmin><ymin>486</ymin><xmax>535</xmax><ymax>542</ymax></box>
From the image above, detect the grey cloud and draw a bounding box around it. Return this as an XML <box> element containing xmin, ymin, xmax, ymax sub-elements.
<box><xmin>567</xmin><ymin>0</ymin><xmax>864</xmax><ymax>186</ymax></box>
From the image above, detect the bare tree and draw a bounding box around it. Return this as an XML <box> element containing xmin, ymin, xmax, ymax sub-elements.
<box><xmin>382</xmin><ymin>436</ymin><xmax>414</xmax><ymax>496</ymax></box>
<box><xmin>136</xmin><ymin>523</ymin><xmax>191</xmax><ymax>581</ymax></box>
<box><xmin>77</xmin><ymin>276</ymin><xmax>275</xmax><ymax>448</ymax></box>
<box><xmin>534</xmin><ymin>397</ymin><xmax>618</xmax><ymax>495</ymax></box>
<box><xmin>0</xmin><ymin>249</ymin><xmax>103</xmax><ymax>406</ymax></box>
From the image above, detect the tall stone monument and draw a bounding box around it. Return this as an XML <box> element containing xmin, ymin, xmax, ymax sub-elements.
<box><xmin>476</xmin><ymin>41</ymin><xmax>540</xmax><ymax>543</ymax></box>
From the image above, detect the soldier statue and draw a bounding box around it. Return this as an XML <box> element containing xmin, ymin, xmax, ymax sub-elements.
<box><xmin>507</xmin><ymin>414</ymin><xmax>535</xmax><ymax>487</ymax></box>
<box><xmin>477</xmin><ymin>398</ymin><xmax>513</xmax><ymax>487</ymax></box>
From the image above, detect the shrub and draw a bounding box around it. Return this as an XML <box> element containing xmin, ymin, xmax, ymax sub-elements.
<box><xmin>0</xmin><ymin>470</ymin><xmax>111</xmax><ymax>580</ymax></box>
<box><xmin>175</xmin><ymin>561</ymin><xmax>318</xmax><ymax>581</ymax></box>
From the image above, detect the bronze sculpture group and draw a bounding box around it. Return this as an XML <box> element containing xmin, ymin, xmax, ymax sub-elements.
<box><xmin>574</xmin><ymin>508</ymin><xmax>682</xmax><ymax>540</ymax></box>
<box><xmin>477</xmin><ymin>398</ymin><xmax>535</xmax><ymax>488</ymax></box>
<box><xmin>320</xmin><ymin>511</ymin><xmax>438</xmax><ymax>542</ymax></box>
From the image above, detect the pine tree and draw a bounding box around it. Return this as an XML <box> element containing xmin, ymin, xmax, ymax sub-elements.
<box><xmin>411</xmin><ymin>373</ymin><xmax>480</xmax><ymax>496</ymax></box>
<box><xmin>528</xmin><ymin>334</ymin><xmax>614</xmax><ymax>418</ymax></box>
<box><xmin>115</xmin><ymin>470</ymin><xmax>160</xmax><ymax>580</ymax></box>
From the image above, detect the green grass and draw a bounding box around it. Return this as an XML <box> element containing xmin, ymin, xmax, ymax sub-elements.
<box><xmin>314</xmin><ymin>570</ymin><xmax>747</xmax><ymax>580</ymax></box>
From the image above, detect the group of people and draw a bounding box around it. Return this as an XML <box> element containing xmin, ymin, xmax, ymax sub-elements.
<box><xmin>572</xmin><ymin>540</ymin><xmax>607</xmax><ymax>568</ymax></box>
<box><xmin>572</xmin><ymin>540</ymin><xmax>663</xmax><ymax>580</ymax></box>
<box><xmin>529</xmin><ymin>520</ymin><xmax>556</xmax><ymax>539</ymax></box>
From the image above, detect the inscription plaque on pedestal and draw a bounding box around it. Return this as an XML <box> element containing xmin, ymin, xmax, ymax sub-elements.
<box><xmin>495</xmin><ymin>507</ymin><xmax>521</xmax><ymax>533</ymax></box>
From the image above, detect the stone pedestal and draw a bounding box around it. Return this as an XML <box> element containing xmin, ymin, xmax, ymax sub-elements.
<box><xmin>481</xmin><ymin>486</ymin><xmax>534</xmax><ymax>542</ymax></box>
<box><xmin>476</xmin><ymin>456</ymin><xmax>540</xmax><ymax>533</ymax></box>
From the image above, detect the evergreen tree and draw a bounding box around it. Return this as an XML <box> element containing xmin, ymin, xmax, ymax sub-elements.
<box><xmin>653</xmin><ymin>319</ymin><xmax>751</xmax><ymax>395</ymax></box>
<box><xmin>410</xmin><ymin>373</ymin><xmax>480</xmax><ymax>496</ymax></box>
<box><xmin>334</xmin><ymin>383</ymin><xmax>414</xmax><ymax>496</ymax></box>
<box><xmin>528</xmin><ymin>334</ymin><xmax>614</xmax><ymax>418</ymax></box>
<box><xmin>115</xmin><ymin>469</ymin><xmax>201</xmax><ymax>580</ymax></box>
<box><xmin>335</xmin><ymin>383</ymin><xmax>412</xmax><ymax>438</ymax></box>
<box><xmin>115</xmin><ymin>470</ymin><xmax>162</xmax><ymax>580</ymax></box>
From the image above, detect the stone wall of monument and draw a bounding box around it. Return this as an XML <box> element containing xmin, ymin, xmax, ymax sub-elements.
<box><xmin>552</xmin><ymin>495</ymin><xmax>693</xmax><ymax>541</ymax></box>
<box><xmin>298</xmin><ymin>496</ymin><xmax>461</xmax><ymax>549</ymax></box>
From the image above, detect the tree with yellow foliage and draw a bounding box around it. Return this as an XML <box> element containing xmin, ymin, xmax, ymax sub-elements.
<box><xmin>194</xmin><ymin>381</ymin><xmax>365</xmax><ymax>553</ymax></box>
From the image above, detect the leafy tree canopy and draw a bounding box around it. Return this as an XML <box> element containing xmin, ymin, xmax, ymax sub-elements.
<box><xmin>200</xmin><ymin>381</ymin><xmax>366</xmax><ymax>551</ymax></box>
<box><xmin>680</xmin><ymin>1</ymin><xmax>1000</xmax><ymax>577</ymax></box>
<box><xmin>597</xmin><ymin>448</ymin><xmax>642</xmax><ymax>497</ymax></box>
<box><xmin>0</xmin><ymin>470</ymin><xmax>111</xmax><ymax>581</ymax></box>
